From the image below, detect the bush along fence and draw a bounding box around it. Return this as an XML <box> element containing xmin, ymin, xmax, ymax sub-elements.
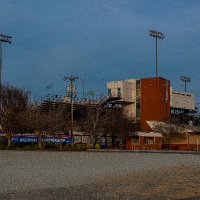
<box><xmin>0</xmin><ymin>134</ymin><xmax>87</xmax><ymax>151</ymax></box>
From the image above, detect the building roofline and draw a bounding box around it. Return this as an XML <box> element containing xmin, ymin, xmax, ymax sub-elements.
<box><xmin>141</xmin><ymin>76</ymin><xmax>169</xmax><ymax>81</ymax></box>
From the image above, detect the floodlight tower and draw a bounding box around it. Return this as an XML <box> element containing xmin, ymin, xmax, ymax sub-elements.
<box><xmin>64</xmin><ymin>75</ymin><xmax>79</xmax><ymax>145</ymax></box>
<box><xmin>0</xmin><ymin>34</ymin><xmax>12</xmax><ymax>88</ymax></box>
<box><xmin>179</xmin><ymin>76</ymin><xmax>191</xmax><ymax>125</ymax></box>
<box><xmin>148</xmin><ymin>29</ymin><xmax>165</xmax><ymax>77</ymax></box>
<box><xmin>179</xmin><ymin>76</ymin><xmax>191</xmax><ymax>92</ymax></box>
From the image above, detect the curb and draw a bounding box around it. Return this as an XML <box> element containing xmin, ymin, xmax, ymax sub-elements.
<box><xmin>87</xmin><ymin>149</ymin><xmax>200</xmax><ymax>155</ymax></box>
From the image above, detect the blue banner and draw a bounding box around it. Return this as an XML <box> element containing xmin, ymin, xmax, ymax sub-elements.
<box><xmin>11</xmin><ymin>136</ymin><xmax>38</xmax><ymax>144</ymax></box>
<box><xmin>44</xmin><ymin>137</ymin><xmax>72</xmax><ymax>144</ymax></box>
<box><xmin>11</xmin><ymin>135</ymin><xmax>72</xmax><ymax>144</ymax></box>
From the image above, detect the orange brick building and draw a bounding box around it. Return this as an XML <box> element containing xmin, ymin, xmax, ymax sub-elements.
<box><xmin>140</xmin><ymin>77</ymin><xmax>170</xmax><ymax>131</ymax></box>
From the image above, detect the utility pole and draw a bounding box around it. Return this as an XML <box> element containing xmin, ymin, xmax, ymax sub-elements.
<box><xmin>0</xmin><ymin>34</ymin><xmax>12</xmax><ymax>100</ymax></box>
<box><xmin>148</xmin><ymin>29</ymin><xmax>165</xmax><ymax>77</ymax></box>
<box><xmin>64</xmin><ymin>75</ymin><xmax>78</xmax><ymax>145</ymax></box>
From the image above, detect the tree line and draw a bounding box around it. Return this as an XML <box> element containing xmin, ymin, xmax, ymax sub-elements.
<box><xmin>0</xmin><ymin>84</ymin><xmax>189</xmax><ymax>150</ymax></box>
<box><xmin>0</xmin><ymin>84</ymin><xmax>138</xmax><ymax>148</ymax></box>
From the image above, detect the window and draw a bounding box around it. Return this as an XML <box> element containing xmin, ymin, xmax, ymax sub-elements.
<box><xmin>117</xmin><ymin>88</ymin><xmax>121</xmax><ymax>97</ymax></box>
<box><xmin>145</xmin><ymin>137</ymin><xmax>154</xmax><ymax>144</ymax></box>
<box><xmin>136</xmin><ymin>80</ymin><xmax>141</xmax><ymax>99</ymax></box>
<box><xmin>132</xmin><ymin>136</ymin><xmax>139</xmax><ymax>144</ymax></box>
<box><xmin>108</xmin><ymin>89</ymin><xmax>111</xmax><ymax>96</ymax></box>
<box><xmin>136</xmin><ymin>102</ymin><xmax>140</xmax><ymax>118</ymax></box>
<box><xmin>136</xmin><ymin>80</ymin><xmax>140</xmax><ymax>89</ymax></box>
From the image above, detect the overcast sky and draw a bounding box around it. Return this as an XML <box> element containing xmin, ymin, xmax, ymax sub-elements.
<box><xmin>1</xmin><ymin>0</ymin><xmax>200</xmax><ymax>101</ymax></box>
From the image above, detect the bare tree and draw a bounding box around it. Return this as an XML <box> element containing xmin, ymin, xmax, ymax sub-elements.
<box><xmin>80</xmin><ymin>100</ymin><xmax>140</xmax><ymax>148</ymax></box>
<box><xmin>153</xmin><ymin>119</ymin><xmax>186</xmax><ymax>149</ymax></box>
<box><xmin>0</xmin><ymin>85</ymin><xmax>71</xmax><ymax>149</ymax></box>
<box><xmin>18</xmin><ymin>105</ymin><xmax>70</xmax><ymax>150</ymax></box>
<box><xmin>0</xmin><ymin>84</ymin><xmax>29</xmax><ymax>147</ymax></box>
<box><xmin>80</xmin><ymin>100</ymin><xmax>107</xmax><ymax>147</ymax></box>
<box><xmin>107</xmin><ymin>109</ymin><xmax>138</xmax><ymax>135</ymax></box>
<box><xmin>106</xmin><ymin>108</ymin><xmax>139</xmax><ymax>148</ymax></box>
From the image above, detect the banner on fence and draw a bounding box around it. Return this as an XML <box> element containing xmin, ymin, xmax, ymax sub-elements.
<box><xmin>11</xmin><ymin>135</ymin><xmax>72</xmax><ymax>144</ymax></box>
<box><xmin>44</xmin><ymin>135</ymin><xmax>72</xmax><ymax>144</ymax></box>
<box><xmin>12</xmin><ymin>135</ymin><xmax>38</xmax><ymax>143</ymax></box>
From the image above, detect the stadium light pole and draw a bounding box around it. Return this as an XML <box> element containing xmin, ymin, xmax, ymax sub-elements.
<box><xmin>0</xmin><ymin>34</ymin><xmax>12</xmax><ymax>100</ymax></box>
<box><xmin>148</xmin><ymin>29</ymin><xmax>165</xmax><ymax>77</ymax></box>
<box><xmin>179</xmin><ymin>76</ymin><xmax>191</xmax><ymax>92</ymax></box>
<box><xmin>179</xmin><ymin>76</ymin><xmax>191</xmax><ymax>125</ymax></box>
<box><xmin>0</xmin><ymin>34</ymin><xmax>12</xmax><ymax>87</ymax></box>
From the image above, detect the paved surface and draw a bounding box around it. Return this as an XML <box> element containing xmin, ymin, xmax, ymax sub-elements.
<box><xmin>0</xmin><ymin>151</ymin><xmax>200</xmax><ymax>199</ymax></box>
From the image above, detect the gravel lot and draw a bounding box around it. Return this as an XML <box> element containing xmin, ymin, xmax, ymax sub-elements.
<box><xmin>0</xmin><ymin>151</ymin><xmax>200</xmax><ymax>199</ymax></box>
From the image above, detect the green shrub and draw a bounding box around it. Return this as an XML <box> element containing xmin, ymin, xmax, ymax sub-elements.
<box><xmin>12</xmin><ymin>143</ymin><xmax>27</xmax><ymax>149</ymax></box>
<box><xmin>0</xmin><ymin>142</ymin><xmax>87</xmax><ymax>151</ymax></box>
<box><xmin>87</xmin><ymin>144</ymin><xmax>94</xmax><ymax>149</ymax></box>
<box><xmin>45</xmin><ymin>142</ymin><xmax>60</xmax><ymax>150</ymax></box>
<box><xmin>3</xmin><ymin>146</ymin><xmax>10</xmax><ymax>150</ymax></box>
<box><xmin>0</xmin><ymin>143</ymin><xmax>6</xmax><ymax>150</ymax></box>
<box><xmin>3</xmin><ymin>143</ymin><xmax>15</xmax><ymax>150</ymax></box>
<box><xmin>22</xmin><ymin>145</ymin><xmax>32</xmax><ymax>150</ymax></box>
<box><xmin>10</xmin><ymin>142</ymin><xmax>39</xmax><ymax>150</ymax></box>
<box><xmin>63</xmin><ymin>144</ymin><xmax>71</xmax><ymax>151</ymax></box>
<box><xmin>31</xmin><ymin>143</ymin><xmax>40</xmax><ymax>150</ymax></box>
<box><xmin>79</xmin><ymin>143</ymin><xmax>87</xmax><ymax>151</ymax></box>
<box><xmin>71</xmin><ymin>143</ymin><xmax>87</xmax><ymax>151</ymax></box>
<box><xmin>71</xmin><ymin>145</ymin><xmax>77</xmax><ymax>151</ymax></box>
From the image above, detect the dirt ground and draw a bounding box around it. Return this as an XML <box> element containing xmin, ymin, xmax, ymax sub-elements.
<box><xmin>101</xmin><ymin>166</ymin><xmax>200</xmax><ymax>200</ymax></box>
<box><xmin>2</xmin><ymin>165</ymin><xmax>200</xmax><ymax>200</ymax></box>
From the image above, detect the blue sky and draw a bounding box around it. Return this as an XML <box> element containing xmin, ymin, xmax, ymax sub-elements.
<box><xmin>1</xmin><ymin>0</ymin><xmax>200</xmax><ymax>101</ymax></box>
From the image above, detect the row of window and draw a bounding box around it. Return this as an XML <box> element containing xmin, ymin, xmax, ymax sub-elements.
<box><xmin>131</xmin><ymin>136</ymin><xmax>161</xmax><ymax>145</ymax></box>
<box><xmin>172</xmin><ymin>92</ymin><xmax>192</xmax><ymax>97</ymax></box>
